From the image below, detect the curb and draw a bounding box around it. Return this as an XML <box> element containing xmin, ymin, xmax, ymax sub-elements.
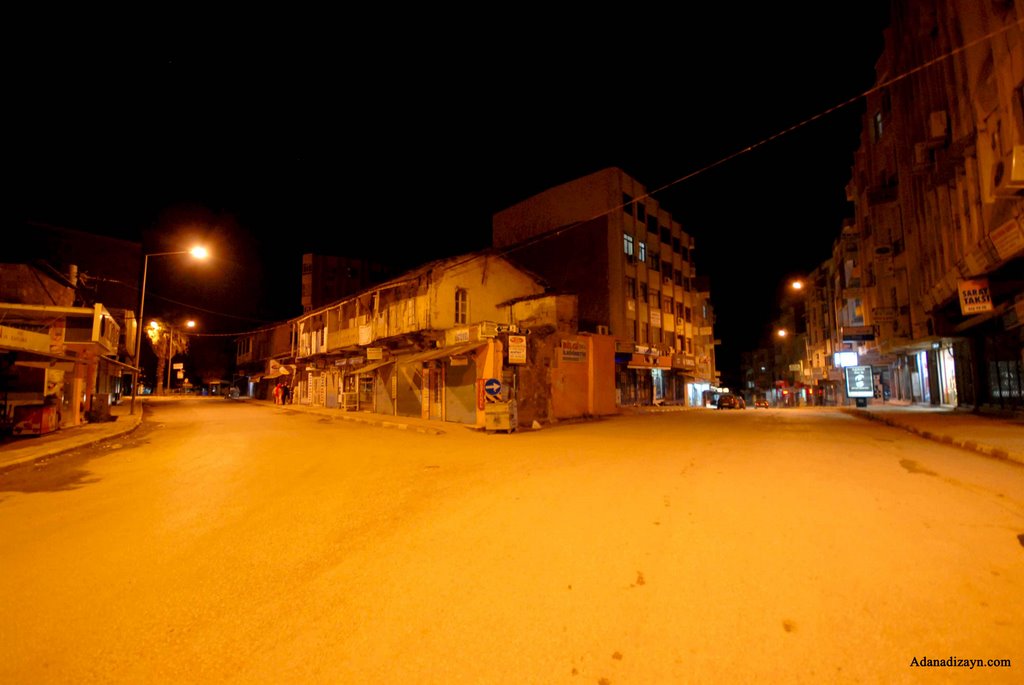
<box><xmin>249</xmin><ymin>399</ymin><xmax>447</xmax><ymax>436</ymax></box>
<box><xmin>0</xmin><ymin>415</ymin><xmax>143</xmax><ymax>472</ymax></box>
<box><xmin>841</xmin><ymin>408</ymin><xmax>1024</xmax><ymax>466</ymax></box>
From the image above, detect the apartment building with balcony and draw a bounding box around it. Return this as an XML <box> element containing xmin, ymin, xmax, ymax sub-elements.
<box><xmin>1</xmin><ymin>263</ymin><xmax>126</xmax><ymax>431</ymax></box>
<box><xmin>492</xmin><ymin>167</ymin><xmax>719</xmax><ymax>407</ymax></box>
<box><xmin>845</xmin><ymin>1</ymin><xmax>1024</xmax><ymax>410</ymax></box>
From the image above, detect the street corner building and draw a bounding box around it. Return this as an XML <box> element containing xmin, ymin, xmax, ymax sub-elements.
<box><xmin>234</xmin><ymin>250</ymin><xmax>619</xmax><ymax>430</ymax></box>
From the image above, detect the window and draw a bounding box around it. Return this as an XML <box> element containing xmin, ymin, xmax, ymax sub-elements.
<box><xmin>685</xmin><ymin>306</ymin><xmax>692</xmax><ymax>323</ymax></box>
<box><xmin>622</xmin><ymin>193</ymin><xmax>633</xmax><ymax>215</ymax></box>
<box><xmin>626</xmin><ymin>276</ymin><xmax>637</xmax><ymax>299</ymax></box>
<box><xmin>638</xmin><ymin>241</ymin><xmax>647</xmax><ymax>263</ymax></box>
<box><xmin>674</xmin><ymin>270</ymin><xmax>682</xmax><ymax>286</ymax></box>
<box><xmin>623</xmin><ymin>233</ymin><xmax>635</xmax><ymax>260</ymax></box>
<box><xmin>686</xmin><ymin>337</ymin><xmax>693</xmax><ymax>354</ymax></box>
<box><xmin>636</xmin><ymin>202</ymin><xmax>646</xmax><ymax>222</ymax></box>
<box><xmin>650</xmin><ymin>289</ymin><xmax>660</xmax><ymax>307</ymax></box>
<box><xmin>663</xmin><ymin>297</ymin><xmax>672</xmax><ymax>312</ymax></box>
<box><xmin>640</xmin><ymin>322</ymin><xmax>648</xmax><ymax>343</ymax></box>
<box><xmin>455</xmin><ymin>288</ymin><xmax>468</xmax><ymax>324</ymax></box>
<box><xmin>650</xmin><ymin>257</ymin><xmax>659</xmax><ymax>272</ymax></box>
<box><xmin>661</xmin><ymin>226</ymin><xmax>671</xmax><ymax>243</ymax></box>
<box><xmin>672</xmin><ymin>236</ymin><xmax>681</xmax><ymax>253</ymax></box>
<box><xmin>639</xmin><ymin>282</ymin><xmax>648</xmax><ymax>301</ymax></box>
<box><xmin>647</xmin><ymin>216</ymin><xmax>659</xmax><ymax>234</ymax></box>
<box><xmin>661</xmin><ymin>260</ymin><xmax>672</xmax><ymax>275</ymax></box>
<box><xmin>873</xmin><ymin>111</ymin><xmax>883</xmax><ymax>140</ymax></box>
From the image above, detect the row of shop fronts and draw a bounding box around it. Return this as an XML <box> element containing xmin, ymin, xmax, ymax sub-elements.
<box><xmin>792</xmin><ymin>320</ymin><xmax>1023</xmax><ymax>413</ymax></box>
<box><xmin>235</xmin><ymin>253</ymin><xmax>721</xmax><ymax>429</ymax></box>
<box><xmin>240</xmin><ymin>331</ymin><xmax>719</xmax><ymax>429</ymax></box>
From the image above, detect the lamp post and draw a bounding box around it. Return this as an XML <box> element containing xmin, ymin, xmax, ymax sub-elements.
<box><xmin>165</xmin><ymin>319</ymin><xmax>196</xmax><ymax>394</ymax></box>
<box><xmin>129</xmin><ymin>247</ymin><xmax>209</xmax><ymax>415</ymax></box>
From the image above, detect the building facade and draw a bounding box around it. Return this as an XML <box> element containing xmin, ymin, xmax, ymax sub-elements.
<box><xmin>846</xmin><ymin>0</ymin><xmax>1024</xmax><ymax>410</ymax></box>
<box><xmin>492</xmin><ymin>167</ymin><xmax>719</xmax><ymax>407</ymax></box>
<box><xmin>237</xmin><ymin>251</ymin><xmax>618</xmax><ymax>428</ymax></box>
<box><xmin>1</xmin><ymin>263</ymin><xmax>126</xmax><ymax>432</ymax></box>
<box><xmin>301</xmin><ymin>253</ymin><xmax>395</xmax><ymax>313</ymax></box>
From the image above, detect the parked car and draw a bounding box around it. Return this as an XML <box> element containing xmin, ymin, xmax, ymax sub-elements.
<box><xmin>754</xmin><ymin>398</ymin><xmax>769</xmax><ymax>408</ymax></box>
<box><xmin>716</xmin><ymin>394</ymin><xmax>746</xmax><ymax>409</ymax></box>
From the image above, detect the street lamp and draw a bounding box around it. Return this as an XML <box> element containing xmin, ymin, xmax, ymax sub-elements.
<box><xmin>129</xmin><ymin>246</ymin><xmax>209</xmax><ymax>414</ymax></box>
<box><xmin>165</xmin><ymin>319</ymin><xmax>196</xmax><ymax>394</ymax></box>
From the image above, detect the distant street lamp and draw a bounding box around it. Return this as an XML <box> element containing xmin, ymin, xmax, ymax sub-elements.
<box><xmin>165</xmin><ymin>319</ymin><xmax>196</xmax><ymax>394</ymax></box>
<box><xmin>130</xmin><ymin>247</ymin><xmax>209</xmax><ymax>414</ymax></box>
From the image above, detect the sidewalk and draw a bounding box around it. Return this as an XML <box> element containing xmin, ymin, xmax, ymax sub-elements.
<box><xmin>3</xmin><ymin>396</ymin><xmax>1023</xmax><ymax>473</ymax></box>
<box><xmin>840</xmin><ymin>400</ymin><xmax>1024</xmax><ymax>466</ymax></box>
<box><xmin>0</xmin><ymin>399</ymin><xmax>143</xmax><ymax>472</ymax></box>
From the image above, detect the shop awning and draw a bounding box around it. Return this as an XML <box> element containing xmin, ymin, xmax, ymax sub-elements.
<box><xmin>398</xmin><ymin>341</ymin><xmax>486</xmax><ymax>365</ymax></box>
<box><xmin>626</xmin><ymin>352</ymin><xmax>672</xmax><ymax>370</ymax></box>
<box><xmin>352</xmin><ymin>358</ymin><xmax>396</xmax><ymax>374</ymax></box>
<box><xmin>97</xmin><ymin>356</ymin><xmax>141</xmax><ymax>373</ymax></box>
<box><xmin>1</xmin><ymin>345</ymin><xmax>79</xmax><ymax>363</ymax></box>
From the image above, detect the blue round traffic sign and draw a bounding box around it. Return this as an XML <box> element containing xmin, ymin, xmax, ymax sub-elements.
<box><xmin>484</xmin><ymin>378</ymin><xmax>502</xmax><ymax>396</ymax></box>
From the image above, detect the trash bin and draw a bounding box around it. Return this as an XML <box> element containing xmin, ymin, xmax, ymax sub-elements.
<box><xmin>484</xmin><ymin>399</ymin><xmax>518</xmax><ymax>433</ymax></box>
<box><xmin>88</xmin><ymin>393</ymin><xmax>113</xmax><ymax>422</ymax></box>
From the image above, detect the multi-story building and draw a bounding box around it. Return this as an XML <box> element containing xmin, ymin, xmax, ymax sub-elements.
<box><xmin>1</xmin><ymin>263</ymin><xmax>124</xmax><ymax>430</ymax></box>
<box><xmin>301</xmin><ymin>253</ymin><xmax>394</xmax><ymax>313</ymax></box>
<box><xmin>237</xmin><ymin>250</ymin><xmax>618</xmax><ymax>428</ymax></box>
<box><xmin>846</xmin><ymin>1</ymin><xmax>1024</xmax><ymax>410</ymax></box>
<box><xmin>492</xmin><ymin>167</ymin><xmax>719</xmax><ymax>407</ymax></box>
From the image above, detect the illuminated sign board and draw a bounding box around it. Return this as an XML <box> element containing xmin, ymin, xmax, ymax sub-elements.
<box><xmin>845</xmin><ymin>365</ymin><xmax>874</xmax><ymax>398</ymax></box>
<box><xmin>833</xmin><ymin>351</ymin><xmax>858</xmax><ymax>368</ymax></box>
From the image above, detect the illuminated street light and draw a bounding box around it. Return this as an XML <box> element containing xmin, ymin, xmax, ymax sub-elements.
<box><xmin>790</xmin><ymin>279</ymin><xmax>804</xmax><ymax>291</ymax></box>
<box><xmin>777</xmin><ymin>329</ymin><xmax>788</xmax><ymax>338</ymax></box>
<box><xmin>129</xmin><ymin>247</ymin><xmax>209</xmax><ymax>414</ymax></box>
<box><xmin>166</xmin><ymin>319</ymin><xmax>197</xmax><ymax>394</ymax></box>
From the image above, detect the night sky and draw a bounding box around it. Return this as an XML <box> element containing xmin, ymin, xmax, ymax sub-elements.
<box><xmin>11</xmin><ymin>5</ymin><xmax>891</xmax><ymax>386</ymax></box>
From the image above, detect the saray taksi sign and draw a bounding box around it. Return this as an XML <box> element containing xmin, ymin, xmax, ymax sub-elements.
<box><xmin>958</xmin><ymin>279</ymin><xmax>993</xmax><ymax>315</ymax></box>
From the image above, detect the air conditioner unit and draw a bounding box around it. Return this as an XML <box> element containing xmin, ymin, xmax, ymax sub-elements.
<box><xmin>992</xmin><ymin>145</ymin><xmax>1024</xmax><ymax>197</ymax></box>
<box><xmin>478</xmin><ymin>321</ymin><xmax>498</xmax><ymax>338</ymax></box>
<box><xmin>596</xmin><ymin>325</ymin><xmax>610</xmax><ymax>335</ymax></box>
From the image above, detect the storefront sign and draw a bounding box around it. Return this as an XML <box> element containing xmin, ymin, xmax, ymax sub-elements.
<box><xmin>508</xmin><ymin>334</ymin><xmax>527</xmax><ymax>364</ymax></box>
<box><xmin>367</xmin><ymin>347</ymin><xmax>383</xmax><ymax>360</ymax></box>
<box><xmin>561</xmin><ymin>339</ymin><xmax>587</xmax><ymax>362</ymax></box>
<box><xmin>842</xmin><ymin>325</ymin><xmax>875</xmax><ymax>342</ymax></box>
<box><xmin>958</xmin><ymin>278</ymin><xmax>993</xmax><ymax>315</ymax></box>
<box><xmin>990</xmin><ymin>219</ymin><xmax>1024</xmax><ymax>261</ymax></box>
<box><xmin>0</xmin><ymin>325</ymin><xmax>51</xmax><ymax>353</ymax></box>
<box><xmin>845</xmin><ymin>365</ymin><xmax>874</xmax><ymax>398</ymax></box>
<box><xmin>453</xmin><ymin>328</ymin><xmax>470</xmax><ymax>343</ymax></box>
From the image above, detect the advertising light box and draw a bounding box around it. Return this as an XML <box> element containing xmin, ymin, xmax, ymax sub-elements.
<box><xmin>845</xmin><ymin>365</ymin><xmax>874</xmax><ymax>398</ymax></box>
<box><xmin>834</xmin><ymin>351</ymin><xmax>859</xmax><ymax>368</ymax></box>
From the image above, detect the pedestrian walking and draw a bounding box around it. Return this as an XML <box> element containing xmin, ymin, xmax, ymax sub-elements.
<box><xmin>273</xmin><ymin>382</ymin><xmax>283</xmax><ymax>405</ymax></box>
<box><xmin>282</xmin><ymin>384</ymin><xmax>292</xmax><ymax>405</ymax></box>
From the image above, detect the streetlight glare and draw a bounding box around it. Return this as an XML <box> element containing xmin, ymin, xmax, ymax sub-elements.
<box><xmin>190</xmin><ymin>246</ymin><xmax>209</xmax><ymax>259</ymax></box>
<box><xmin>150</xmin><ymin>321</ymin><xmax>160</xmax><ymax>329</ymax></box>
<box><xmin>186</xmin><ymin>320</ymin><xmax>196</xmax><ymax>328</ymax></box>
<box><xmin>791</xmin><ymin>280</ymin><xmax>804</xmax><ymax>290</ymax></box>
<box><xmin>777</xmin><ymin>329</ymin><xmax>788</xmax><ymax>338</ymax></box>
